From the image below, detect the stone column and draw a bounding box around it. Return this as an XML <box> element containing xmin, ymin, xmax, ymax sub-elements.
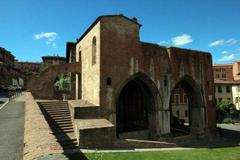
<box><xmin>75</xmin><ymin>74</ymin><xmax>79</xmax><ymax>100</ymax></box>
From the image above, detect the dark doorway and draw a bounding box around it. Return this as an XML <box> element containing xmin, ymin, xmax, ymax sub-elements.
<box><xmin>170</xmin><ymin>76</ymin><xmax>203</xmax><ymax>136</ymax></box>
<box><xmin>116</xmin><ymin>78</ymin><xmax>154</xmax><ymax>136</ymax></box>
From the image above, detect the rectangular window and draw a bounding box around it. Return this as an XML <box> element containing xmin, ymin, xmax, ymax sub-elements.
<box><xmin>174</xmin><ymin>94</ymin><xmax>179</xmax><ymax>104</ymax></box>
<box><xmin>185</xmin><ymin>110</ymin><xmax>188</xmax><ymax>117</ymax></box>
<box><xmin>226</xmin><ymin>86</ymin><xmax>231</xmax><ymax>93</ymax></box>
<box><xmin>218</xmin><ymin>86</ymin><xmax>222</xmax><ymax>93</ymax></box>
<box><xmin>235</xmin><ymin>97</ymin><xmax>240</xmax><ymax>103</ymax></box>
<box><xmin>184</xmin><ymin>94</ymin><xmax>188</xmax><ymax>104</ymax></box>
<box><xmin>176</xmin><ymin>110</ymin><xmax>180</xmax><ymax>117</ymax></box>
<box><xmin>180</xmin><ymin>94</ymin><xmax>183</xmax><ymax>104</ymax></box>
<box><xmin>216</xmin><ymin>74</ymin><xmax>220</xmax><ymax>78</ymax></box>
<box><xmin>218</xmin><ymin>98</ymin><xmax>222</xmax><ymax>103</ymax></box>
<box><xmin>227</xmin><ymin>98</ymin><xmax>231</xmax><ymax>101</ymax></box>
<box><xmin>236</xmin><ymin>86</ymin><xmax>240</xmax><ymax>92</ymax></box>
<box><xmin>222</xmin><ymin>74</ymin><xmax>226</xmax><ymax>78</ymax></box>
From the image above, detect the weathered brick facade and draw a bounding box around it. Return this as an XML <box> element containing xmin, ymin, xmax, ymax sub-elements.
<box><xmin>29</xmin><ymin>15</ymin><xmax>216</xmax><ymax>147</ymax></box>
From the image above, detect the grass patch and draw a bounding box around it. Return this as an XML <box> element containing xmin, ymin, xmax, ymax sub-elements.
<box><xmin>86</xmin><ymin>147</ymin><xmax>240</xmax><ymax>160</ymax></box>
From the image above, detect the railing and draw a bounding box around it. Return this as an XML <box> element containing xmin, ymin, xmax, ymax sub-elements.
<box><xmin>8</xmin><ymin>90</ymin><xmax>23</xmax><ymax>101</ymax></box>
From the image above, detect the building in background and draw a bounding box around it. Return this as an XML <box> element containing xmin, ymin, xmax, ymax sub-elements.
<box><xmin>170</xmin><ymin>86</ymin><xmax>189</xmax><ymax>122</ymax></box>
<box><xmin>0</xmin><ymin>47</ymin><xmax>23</xmax><ymax>87</ymax></box>
<box><xmin>15</xmin><ymin>61</ymin><xmax>42</xmax><ymax>75</ymax></box>
<box><xmin>213</xmin><ymin>62</ymin><xmax>240</xmax><ymax>110</ymax></box>
<box><xmin>42</xmin><ymin>56</ymin><xmax>66</xmax><ymax>69</ymax></box>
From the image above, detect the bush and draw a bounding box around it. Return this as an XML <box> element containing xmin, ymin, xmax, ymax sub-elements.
<box><xmin>217</xmin><ymin>100</ymin><xmax>236</xmax><ymax>113</ymax></box>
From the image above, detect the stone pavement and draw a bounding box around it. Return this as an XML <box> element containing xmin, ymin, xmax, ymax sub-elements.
<box><xmin>0</xmin><ymin>94</ymin><xmax>25</xmax><ymax>160</ymax></box>
<box><xmin>24</xmin><ymin>92</ymin><xmax>64</xmax><ymax>160</ymax></box>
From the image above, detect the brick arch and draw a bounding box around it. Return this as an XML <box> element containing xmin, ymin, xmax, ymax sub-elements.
<box><xmin>169</xmin><ymin>74</ymin><xmax>205</xmax><ymax>135</ymax></box>
<box><xmin>27</xmin><ymin>62</ymin><xmax>81</xmax><ymax>99</ymax></box>
<box><xmin>115</xmin><ymin>72</ymin><xmax>161</xmax><ymax>138</ymax></box>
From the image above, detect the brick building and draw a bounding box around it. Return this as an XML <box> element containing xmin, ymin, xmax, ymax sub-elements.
<box><xmin>170</xmin><ymin>86</ymin><xmax>189</xmax><ymax>122</ymax></box>
<box><xmin>213</xmin><ymin>62</ymin><xmax>240</xmax><ymax>110</ymax></box>
<box><xmin>15</xmin><ymin>61</ymin><xmax>42</xmax><ymax>74</ymax></box>
<box><xmin>28</xmin><ymin>14</ymin><xmax>216</xmax><ymax>147</ymax></box>
<box><xmin>0</xmin><ymin>47</ymin><xmax>23</xmax><ymax>86</ymax></box>
<box><xmin>42</xmin><ymin>56</ymin><xmax>66</xmax><ymax>69</ymax></box>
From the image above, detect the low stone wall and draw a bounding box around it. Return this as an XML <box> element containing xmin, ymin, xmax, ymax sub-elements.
<box><xmin>23</xmin><ymin>92</ymin><xmax>64</xmax><ymax>160</ymax></box>
<box><xmin>68</xmin><ymin>100</ymin><xmax>115</xmax><ymax>148</ymax></box>
<box><xmin>68</xmin><ymin>100</ymin><xmax>101</xmax><ymax>119</ymax></box>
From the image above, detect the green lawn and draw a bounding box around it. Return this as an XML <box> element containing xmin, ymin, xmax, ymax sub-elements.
<box><xmin>86</xmin><ymin>147</ymin><xmax>240</xmax><ymax>160</ymax></box>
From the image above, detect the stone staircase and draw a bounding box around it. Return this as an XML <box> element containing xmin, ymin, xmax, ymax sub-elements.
<box><xmin>38</xmin><ymin>101</ymin><xmax>78</xmax><ymax>150</ymax></box>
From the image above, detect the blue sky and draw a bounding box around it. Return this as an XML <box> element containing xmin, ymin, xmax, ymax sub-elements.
<box><xmin>0</xmin><ymin>0</ymin><xmax>240</xmax><ymax>63</ymax></box>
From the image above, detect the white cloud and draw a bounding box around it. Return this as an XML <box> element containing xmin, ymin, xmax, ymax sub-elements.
<box><xmin>218</xmin><ymin>54</ymin><xmax>236</xmax><ymax>62</ymax></box>
<box><xmin>33</xmin><ymin>32</ymin><xmax>58</xmax><ymax>46</ymax></box>
<box><xmin>209</xmin><ymin>38</ymin><xmax>238</xmax><ymax>47</ymax></box>
<box><xmin>158</xmin><ymin>40</ymin><xmax>168</xmax><ymax>45</ymax></box>
<box><xmin>225</xmin><ymin>38</ymin><xmax>238</xmax><ymax>46</ymax></box>
<box><xmin>221</xmin><ymin>50</ymin><xmax>228</xmax><ymax>54</ymax></box>
<box><xmin>209</xmin><ymin>40</ymin><xmax>225</xmax><ymax>47</ymax></box>
<box><xmin>171</xmin><ymin>34</ymin><xmax>193</xmax><ymax>46</ymax></box>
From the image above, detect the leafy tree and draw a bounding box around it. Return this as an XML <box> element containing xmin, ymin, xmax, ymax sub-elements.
<box><xmin>217</xmin><ymin>99</ymin><xmax>236</xmax><ymax>113</ymax></box>
<box><xmin>54</xmin><ymin>73</ymin><xmax>71</xmax><ymax>93</ymax></box>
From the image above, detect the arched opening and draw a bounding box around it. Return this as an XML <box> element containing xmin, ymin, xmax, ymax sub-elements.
<box><xmin>116</xmin><ymin>76</ymin><xmax>156</xmax><ymax>138</ymax></box>
<box><xmin>170</xmin><ymin>76</ymin><xmax>204</xmax><ymax>136</ymax></box>
<box><xmin>92</xmin><ymin>37</ymin><xmax>96</xmax><ymax>65</ymax></box>
<box><xmin>53</xmin><ymin>71</ymin><xmax>81</xmax><ymax>100</ymax></box>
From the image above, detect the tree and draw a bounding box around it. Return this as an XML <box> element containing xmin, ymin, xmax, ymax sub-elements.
<box><xmin>54</xmin><ymin>73</ymin><xmax>71</xmax><ymax>93</ymax></box>
<box><xmin>217</xmin><ymin>99</ymin><xmax>236</xmax><ymax>113</ymax></box>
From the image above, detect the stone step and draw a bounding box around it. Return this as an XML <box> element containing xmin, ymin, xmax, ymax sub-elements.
<box><xmin>44</xmin><ymin>115</ymin><xmax>71</xmax><ymax>119</ymax></box>
<box><xmin>51</xmin><ymin>129</ymin><xmax>74</xmax><ymax>134</ymax></box>
<box><xmin>41</xmin><ymin>106</ymin><xmax>69</xmax><ymax>110</ymax></box>
<box><xmin>58</xmin><ymin>139</ymin><xmax>78</xmax><ymax>146</ymax></box>
<box><xmin>43</xmin><ymin>108</ymin><xmax>70</xmax><ymax>112</ymax></box>
<box><xmin>54</xmin><ymin>132</ymin><xmax>76</xmax><ymax>140</ymax></box>
<box><xmin>48</xmin><ymin>120</ymin><xmax>72</xmax><ymax>125</ymax></box>
<box><xmin>43</xmin><ymin>112</ymin><xmax>71</xmax><ymax>116</ymax></box>
<box><xmin>50</xmin><ymin>125</ymin><xmax>73</xmax><ymax>129</ymax></box>
<box><xmin>51</xmin><ymin>127</ymin><xmax>74</xmax><ymax>132</ymax></box>
<box><xmin>45</xmin><ymin>116</ymin><xmax>71</xmax><ymax>120</ymax></box>
<box><xmin>41</xmin><ymin>105</ymin><xmax>68</xmax><ymax>107</ymax></box>
<box><xmin>49</xmin><ymin>124</ymin><xmax>73</xmax><ymax>129</ymax></box>
<box><xmin>38</xmin><ymin>101</ymin><xmax>78</xmax><ymax>149</ymax></box>
<box><xmin>43</xmin><ymin>110</ymin><xmax>70</xmax><ymax>114</ymax></box>
<box><xmin>39</xmin><ymin>101</ymin><xmax>68</xmax><ymax>104</ymax></box>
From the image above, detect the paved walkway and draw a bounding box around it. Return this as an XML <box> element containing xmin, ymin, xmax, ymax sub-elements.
<box><xmin>0</xmin><ymin>94</ymin><xmax>25</xmax><ymax>160</ymax></box>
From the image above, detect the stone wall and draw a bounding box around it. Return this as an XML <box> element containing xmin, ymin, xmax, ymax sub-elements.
<box><xmin>95</xmin><ymin>15</ymin><xmax>216</xmax><ymax>137</ymax></box>
<box><xmin>27</xmin><ymin>62</ymin><xmax>81</xmax><ymax>99</ymax></box>
<box><xmin>76</xmin><ymin>22</ymin><xmax>101</xmax><ymax>105</ymax></box>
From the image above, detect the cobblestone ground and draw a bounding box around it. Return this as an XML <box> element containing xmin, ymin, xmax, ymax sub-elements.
<box><xmin>24</xmin><ymin>92</ymin><xmax>65</xmax><ymax>160</ymax></box>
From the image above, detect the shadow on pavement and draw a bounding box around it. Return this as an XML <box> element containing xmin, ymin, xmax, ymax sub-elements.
<box><xmin>37</xmin><ymin>101</ymin><xmax>88</xmax><ymax>160</ymax></box>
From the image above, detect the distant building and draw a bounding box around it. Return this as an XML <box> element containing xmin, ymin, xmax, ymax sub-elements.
<box><xmin>0</xmin><ymin>47</ymin><xmax>15</xmax><ymax>67</ymax></box>
<box><xmin>213</xmin><ymin>62</ymin><xmax>240</xmax><ymax>110</ymax></box>
<box><xmin>15</xmin><ymin>61</ymin><xmax>42</xmax><ymax>74</ymax></box>
<box><xmin>170</xmin><ymin>86</ymin><xmax>189</xmax><ymax>122</ymax></box>
<box><xmin>213</xmin><ymin>64</ymin><xmax>233</xmax><ymax>81</ymax></box>
<box><xmin>0</xmin><ymin>47</ymin><xmax>23</xmax><ymax>86</ymax></box>
<box><xmin>42</xmin><ymin>56</ymin><xmax>66</xmax><ymax>69</ymax></box>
